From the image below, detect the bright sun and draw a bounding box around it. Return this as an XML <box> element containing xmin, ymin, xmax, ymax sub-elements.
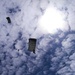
<box><xmin>39</xmin><ymin>6</ymin><xmax>65</xmax><ymax>34</ymax></box>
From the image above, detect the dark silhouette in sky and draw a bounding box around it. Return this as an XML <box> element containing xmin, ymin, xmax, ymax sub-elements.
<box><xmin>28</xmin><ymin>38</ymin><xmax>37</xmax><ymax>53</ymax></box>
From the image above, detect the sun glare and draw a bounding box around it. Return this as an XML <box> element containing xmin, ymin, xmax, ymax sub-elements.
<box><xmin>39</xmin><ymin>6</ymin><xmax>65</xmax><ymax>34</ymax></box>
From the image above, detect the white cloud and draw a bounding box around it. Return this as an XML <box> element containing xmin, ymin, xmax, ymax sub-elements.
<box><xmin>0</xmin><ymin>0</ymin><xmax>75</xmax><ymax>75</ymax></box>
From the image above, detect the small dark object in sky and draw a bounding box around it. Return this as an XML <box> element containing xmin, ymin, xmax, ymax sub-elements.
<box><xmin>6</xmin><ymin>17</ymin><xmax>11</xmax><ymax>23</ymax></box>
<box><xmin>28</xmin><ymin>38</ymin><xmax>37</xmax><ymax>53</ymax></box>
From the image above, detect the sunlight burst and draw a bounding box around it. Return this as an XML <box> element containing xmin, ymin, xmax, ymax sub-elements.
<box><xmin>39</xmin><ymin>6</ymin><xmax>65</xmax><ymax>34</ymax></box>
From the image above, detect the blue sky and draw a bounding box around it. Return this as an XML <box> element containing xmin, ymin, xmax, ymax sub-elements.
<box><xmin>0</xmin><ymin>0</ymin><xmax>75</xmax><ymax>75</ymax></box>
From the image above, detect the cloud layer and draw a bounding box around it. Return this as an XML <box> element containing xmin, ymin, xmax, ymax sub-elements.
<box><xmin>0</xmin><ymin>0</ymin><xmax>75</xmax><ymax>75</ymax></box>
